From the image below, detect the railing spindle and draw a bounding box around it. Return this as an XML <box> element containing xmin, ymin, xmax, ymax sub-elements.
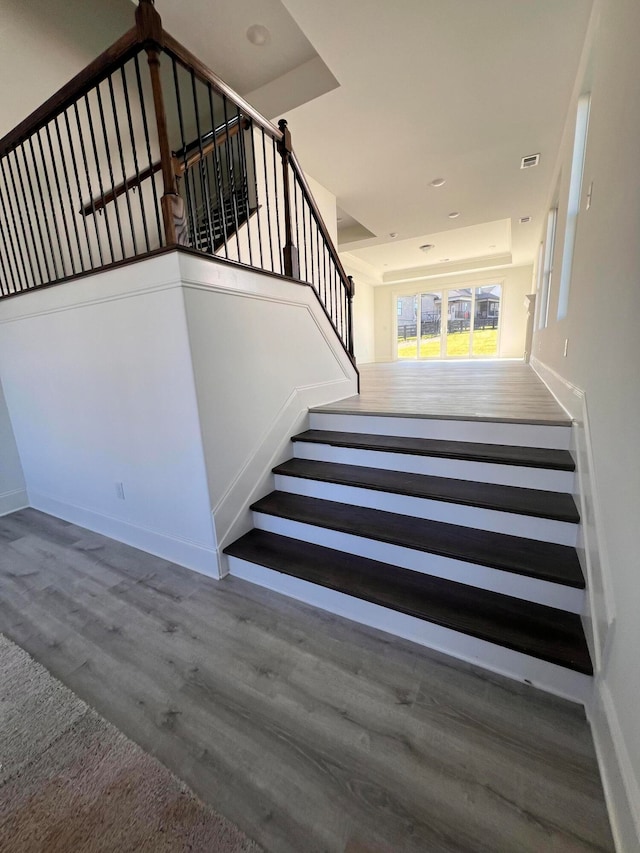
<box><xmin>95</xmin><ymin>83</ymin><xmax>126</xmax><ymax>260</ymax></box>
<box><xmin>107</xmin><ymin>75</ymin><xmax>138</xmax><ymax>256</ymax></box>
<box><xmin>43</xmin><ymin>122</ymin><xmax>77</xmax><ymax>276</ymax></box>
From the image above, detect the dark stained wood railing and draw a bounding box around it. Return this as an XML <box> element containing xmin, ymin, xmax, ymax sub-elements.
<box><xmin>0</xmin><ymin>0</ymin><xmax>357</xmax><ymax>365</ymax></box>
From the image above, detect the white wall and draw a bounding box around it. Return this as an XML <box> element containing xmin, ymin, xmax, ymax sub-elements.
<box><xmin>0</xmin><ymin>254</ymin><xmax>217</xmax><ymax>574</ymax></box>
<box><xmin>0</xmin><ymin>377</ymin><xmax>27</xmax><ymax>515</ymax></box>
<box><xmin>179</xmin><ymin>251</ymin><xmax>358</xmax><ymax>567</ymax></box>
<box><xmin>341</xmin><ymin>256</ymin><xmax>377</xmax><ymax>365</ymax></box>
<box><xmin>373</xmin><ymin>266</ymin><xmax>533</xmax><ymax>362</ymax></box>
<box><xmin>531</xmin><ymin>1</ymin><xmax>640</xmax><ymax>848</ymax></box>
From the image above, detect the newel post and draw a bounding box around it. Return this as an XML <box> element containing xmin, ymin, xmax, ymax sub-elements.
<box><xmin>136</xmin><ymin>0</ymin><xmax>178</xmax><ymax>247</ymax></box>
<box><xmin>347</xmin><ymin>275</ymin><xmax>355</xmax><ymax>358</ymax></box>
<box><xmin>277</xmin><ymin>119</ymin><xmax>299</xmax><ymax>279</ymax></box>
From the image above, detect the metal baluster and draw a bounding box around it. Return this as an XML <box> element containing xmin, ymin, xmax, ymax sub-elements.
<box><xmin>121</xmin><ymin>63</ymin><xmax>150</xmax><ymax>253</ymax></box>
<box><xmin>133</xmin><ymin>53</ymin><xmax>163</xmax><ymax>248</ymax></box>
<box><xmin>11</xmin><ymin>147</ymin><xmax>45</xmax><ymax>284</ymax></box>
<box><xmin>172</xmin><ymin>58</ymin><xmax>197</xmax><ymax>250</ymax></box>
<box><xmin>237</xmin><ymin>118</ymin><xmax>254</xmax><ymax>267</ymax></box>
<box><xmin>107</xmin><ymin>75</ymin><xmax>138</xmax><ymax>257</ymax></box>
<box><xmin>18</xmin><ymin>143</ymin><xmax>50</xmax><ymax>282</ymax></box>
<box><xmin>30</xmin><ymin>134</ymin><xmax>62</xmax><ymax>279</ymax></box>
<box><xmin>95</xmin><ymin>81</ymin><xmax>125</xmax><ymax>260</ymax></box>
<box><xmin>260</xmin><ymin>129</ymin><xmax>274</xmax><ymax>272</ymax></box>
<box><xmin>73</xmin><ymin>101</ymin><xmax>104</xmax><ymax>266</ymax></box>
<box><xmin>246</xmin><ymin>123</ymin><xmax>263</xmax><ymax>269</ymax></box>
<box><xmin>84</xmin><ymin>92</ymin><xmax>115</xmax><ymax>264</ymax></box>
<box><xmin>222</xmin><ymin>97</ymin><xmax>241</xmax><ymax>260</ymax></box>
<box><xmin>62</xmin><ymin>110</ymin><xmax>94</xmax><ymax>268</ymax></box>
<box><xmin>190</xmin><ymin>70</ymin><xmax>215</xmax><ymax>254</ymax></box>
<box><xmin>43</xmin><ymin>122</ymin><xmax>77</xmax><ymax>276</ymax></box>
<box><xmin>205</xmin><ymin>85</ymin><xmax>228</xmax><ymax>257</ymax></box>
<box><xmin>271</xmin><ymin>141</ymin><xmax>283</xmax><ymax>273</ymax></box>
<box><xmin>0</xmin><ymin>160</ymin><xmax>27</xmax><ymax>291</ymax></box>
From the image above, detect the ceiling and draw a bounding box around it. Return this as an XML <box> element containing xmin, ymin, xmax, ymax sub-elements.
<box><xmin>2</xmin><ymin>0</ymin><xmax>594</xmax><ymax>284</ymax></box>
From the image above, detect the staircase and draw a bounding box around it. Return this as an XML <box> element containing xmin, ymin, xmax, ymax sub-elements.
<box><xmin>225</xmin><ymin>409</ymin><xmax>591</xmax><ymax>704</ymax></box>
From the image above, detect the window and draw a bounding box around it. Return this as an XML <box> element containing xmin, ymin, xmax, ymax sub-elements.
<box><xmin>539</xmin><ymin>207</ymin><xmax>558</xmax><ymax>329</ymax></box>
<box><xmin>557</xmin><ymin>94</ymin><xmax>591</xmax><ymax>320</ymax></box>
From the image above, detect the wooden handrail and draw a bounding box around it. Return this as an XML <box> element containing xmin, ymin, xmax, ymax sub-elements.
<box><xmin>162</xmin><ymin>32</ymin><xmax>283</xmax><ymax>142</ymax></box>
<box><xmin>0</xmin><ymin>27</ymin><xmax>140</xmax><ymax>159</ymax></box>
<box><xmin>81</xmin><ymin>116</ymin><xmax>251</xmax><ymax>216</ymax></box>
<box><xmin>176</xmin><ymin>117</ymin><xmax>250</xmax><ymax>172</ymax></box>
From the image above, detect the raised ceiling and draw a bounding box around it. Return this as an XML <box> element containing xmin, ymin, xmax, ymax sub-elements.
<box><xmin>4</xmin><ymin>0</ymin><xmax>594</xmax><ymax>283</ymax></box>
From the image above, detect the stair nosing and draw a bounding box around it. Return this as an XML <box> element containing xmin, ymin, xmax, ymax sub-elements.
<box><xmin>274</xmin><ymin>458</ymin><xmax>579</xmax><ymax>524</ymax></box>
<box><xmin>292</xmin><ymin>430</ymin><xmax>576</xmax><ymax>472</ymax></box>
<box><xmin>225</xmin><ymin>529</ymin><xmax>592</xmax><ymax>675</ymax></box>
<box><xmin>250</xmin><ymin>492</ymin><xmax>585</xmax><ymax>590</ymax></box>
<box><xmin>308</xmin><ymin>409</ymin><xmax>572</xmax><ymax>427</ymax></box>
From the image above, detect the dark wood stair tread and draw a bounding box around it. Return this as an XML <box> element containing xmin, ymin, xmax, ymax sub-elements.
<box><xmin>293</xmin><ymin>429</ymin><xmax>575</xmax><ymax>471</ymax></box>
<box><xmin>250</xmin><ymin>492</ymin><xmax>585</xmax><ymax>589</ymax></box>
<box><xmin>224</xmin><ymin>529</ymin><xmax>592</xmax><ymax>675</ymax></box>
<box><xmin>274</xmin><ymin>458</ymin><xmax>579</xmax><ymax>523</ymax></box>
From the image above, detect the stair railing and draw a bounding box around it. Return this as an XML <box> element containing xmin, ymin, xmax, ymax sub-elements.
<box><xmin>0</xmin><ymin>0</ymin><xmax>356</xmax><ymax>365</ymax></box>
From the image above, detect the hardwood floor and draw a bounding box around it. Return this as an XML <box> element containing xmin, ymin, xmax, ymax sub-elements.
<box><xmin>0</xmin><ymin>509</ymin><xmax>613</xmax><ymax>852</ymax></box>
<box><xmin>317</xmin><ymin>361</ymin><xmax>570</xmax><ymax>423</ymax></box>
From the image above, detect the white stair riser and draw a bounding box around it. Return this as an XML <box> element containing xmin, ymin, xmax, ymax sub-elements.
<box><xmin>274</xmin><ymin>475</ymin><xmax>578</xmax><ymax>547</ymax></box>
<box><xmin>309</xmin><ymin>413</ymin><xmax>572</xmax><ymax>450</ymax></box>
<box><xmin>293</xmin><ymin>442</ymin><xmax>574</xmax><ymax>493</ymax></box>
<box><xmin>228</xmin><ymin>558</ymin><xmax>592</xmax><ymax>706</ymax></box>
<box><xmin>252</xmin><ymin>512</ymin><xmax>584</xmax><ymax>613</ymax></box>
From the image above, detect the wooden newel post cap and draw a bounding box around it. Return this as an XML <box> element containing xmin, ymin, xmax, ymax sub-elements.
<box><xmin>136</xmin><ymin>0</ymin><xmax>163</xmax><ymax>47</ymax></box>
<box><xmin>277</xmin><ymin>119</ymin><xmax>293</xmax><ymax>155</ymax></box>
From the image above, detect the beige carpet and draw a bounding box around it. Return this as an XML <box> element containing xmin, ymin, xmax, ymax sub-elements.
<box><xmin>0</xmin><ymin>634</ymin><xmax>262</xmax><ymax>852</ymax></box>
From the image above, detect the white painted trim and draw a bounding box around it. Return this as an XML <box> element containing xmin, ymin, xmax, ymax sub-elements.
<box><xmin>309</xmin><ymin>411</ymin><xmax>572</xmax><ymax>449</ymax></box>
<box><xmin>229</xmin><ymin>558</ymin><xmax>592</xmax><ymax>705</ymax></box>
<box><xmin>0</xmin><ymin>488</ymin><xmax>29</xmax><ymax>517</ymax></box>
<box><xmin>293</xmin><ymin>441</ymin><xmax>575</xmax><ymax>492</ymax></box>
<box><xmin>590</xmin><ymin>677</ymin><xmax>640</xmax><ymax>853</ymax></box>
<box><xmin>29</xmin><ymin>492</ymin><xmax>219</xmax><ymax>578</ymax></box>
<box><xmin>530</xmin><ymin>355</ymin><xmax>615</xmax><ymax>669</ymax></box>
<box><xmin>251</xmin><ymin>512</ymin><xmax>584</xmax><ymax>613</ymax></box>
<box><xmin>212</xmin><ymin>376</ymin><xmax>354</xmax><ymax>575</ymax></box>
<box><xmin>274</xmin><ymin>474</ymin><xmax>578</xmax><ymax>546</ymax></box>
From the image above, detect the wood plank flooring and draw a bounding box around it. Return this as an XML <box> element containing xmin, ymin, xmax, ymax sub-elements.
<box><xmin>0</xmin><ymin>509</ymin><xmax>613</xmax><ymax>852</ymax></box>
<box><xmin>317</xmin><ymin>361</ymin><xmax>570</xmax><ymax>423</ymax></box>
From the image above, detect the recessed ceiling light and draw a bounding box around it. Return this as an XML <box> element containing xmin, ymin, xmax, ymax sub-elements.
<box><xmin>419</xmin><ymin>243</ymin><xmax>435</xmax><ymax>252</ymax></box>
<box><xmin>246</xmin><ymin>24</ymin><xmax>270</xmax><ymax>46</ymax></box>
<box><xmin>489</xmin><ymin>244</ymin><xmax>496</xmax><ymax>249</ymax></box>
<box><xmin>430</xmin><ymin>178</ymin><xmax>446</xmax><ymax>188</ymax></box>
<box><xmin>440</xmin><ymin>258</ymin><xmax>450</xmax><ymax>262</ymax></box>
<box><xmin>519</xmin><ymin>216</ymin><xmax>532</xmax><ymax>224</ymax></box>
<box><xmin>448</xmin><ymin>211</ymin><xmax>460</xmax><ymax>219</ymax></box>
<box><xmin>389</xmin><ymin>232</ymin><xmax>398</xmax><ymax>238</ymax></box>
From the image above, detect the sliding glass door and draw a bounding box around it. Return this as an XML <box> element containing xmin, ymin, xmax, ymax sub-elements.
<box><xmin>397</xmin><ymin>291</ymin><xmax>443</xmax><ymax>359</ymax></box>
<box><xmin>397</xmin><ymin>284</ymin><xmax>501</xmax><ymax>360</ymax></box>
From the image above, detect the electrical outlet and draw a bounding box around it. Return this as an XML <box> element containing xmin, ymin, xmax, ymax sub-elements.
<box><xmin>115</xmin><ymin>481</ymin><xmax>125</xmax><ymax>500</ymax></box>
<box><xmin>563</xmin><ymin>339</ymin><xmax>569</xmax><ymax>357</ymax></box>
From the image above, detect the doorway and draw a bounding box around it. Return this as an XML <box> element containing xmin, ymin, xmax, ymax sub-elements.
<box><xmin>396</xmin><ymin>284</ymin><xmax>502</xmax><ymax>360</ymax></box>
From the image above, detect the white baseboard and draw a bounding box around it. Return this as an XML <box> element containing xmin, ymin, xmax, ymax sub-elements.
<box><xmin>591</xmin><ymin>679</ymin><xmax>640</xmax><ymax>853</ymax></box>
<box><xmin>29</xmin><ymin>492</ymin><xmax>219</xmax><ymax>578</ymax></box>
<box><xmin>530</xmin><ymin>356</ymin><xmax>615</xmax><ymax>670</ymax></box>
<box><xmin>0</xmin><ymin>488</ymin><xmax>29</xmax><ymax>517</ymax></box>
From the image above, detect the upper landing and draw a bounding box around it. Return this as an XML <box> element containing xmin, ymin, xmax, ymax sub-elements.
<box><xmin>312</xmin><ymin>360</ymin><xmax>571</xmax><ymax>425</ymax></box>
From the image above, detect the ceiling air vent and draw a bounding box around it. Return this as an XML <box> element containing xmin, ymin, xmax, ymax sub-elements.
<box><xmin>519</xmin><ymin>216</ymin><xmax>532</xmax><ymax>224</ymax></box>
<box><xmin>520</xmin><ymin>153</ymin><xmax>540</xmax><ymax>169</ymax></box>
